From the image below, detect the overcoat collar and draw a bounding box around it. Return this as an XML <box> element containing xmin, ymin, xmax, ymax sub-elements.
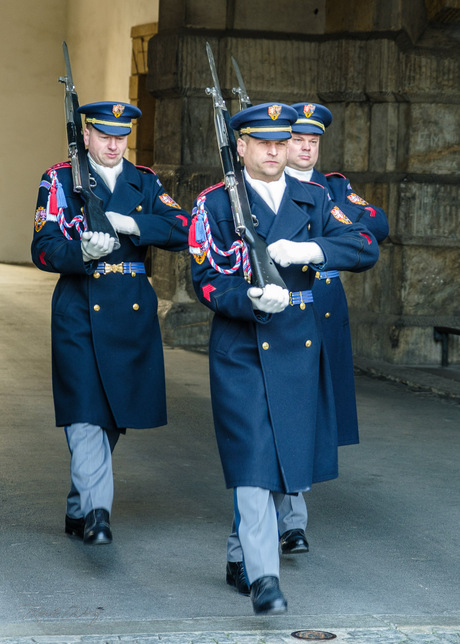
<box><xmin>91</xmin><ymin>158</ymin><xmax>145</xmax><ymax>213</ymax></box>
<box><xmin>245</xmin><ymin>173</ymin><xmax>318</xmax><ymax>244</ymax></box>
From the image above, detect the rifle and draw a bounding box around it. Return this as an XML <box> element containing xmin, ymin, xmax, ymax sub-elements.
<box><xmin>205</xmin><ymin>42</ymin><xmax>286</xmax><ymax>289</ymax></box>
<box><xmin>231</xmin><ymin>56</ymin><xmax>252</xmax><ymax>110</ymax></box>
<box><xmin>58</xmin><ymin>41</ymin><xmax>120</xmax><ymax>249</ymax></box>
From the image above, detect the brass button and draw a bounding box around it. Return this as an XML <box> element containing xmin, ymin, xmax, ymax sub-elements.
<box><xmin>326</xmin><ymin>278</ymin><xmax>331</xmax><ymax>284</ymax></box>
<box><xmin>302</xmin><ymin>265</ymin><xmax>308</xmax><ymax>272</ymax></box>
<box><xmin>307</xmin><ymin>223</ymin><xmax>311</xmax><ymax>230</ymax></box>
<box><xmin>133</xmin><ymin>303</ymin><xmax>140</xmax><ymax>311</ymax></box>
<box><xmin>315</xmin><ymin>271</ymin><xmax>320</xmax><ymax>279</ymax></box>
<box><xmin>131</xmin><ymin>272</ymin><xmax>136</xmax><ymax>278</ymax></box>
<box><xmin>93</xmin><ymin>272</ymin><xmax>100</xmax><ymax>279</ymax></box>
<box><xmin>325</xmin><ymin>312</ymin><xmax>331</xmax><ymax>318</ymax></box>
<box><xmin>262</xmin><ymin>342</ymin><xmax>269</xmax><ymax>350</ymax></box>
<box><xmin>305</xmin><ymin>340</ymin><xmax>312</xmax><ymax>348</ymax></box>
<box><xmin>136</xmin><ymin>205</ymin><xmax>142</xmax><ymax>211</ymax></box>
<box><xmin>300</xmin><ymin>303</ymin><xmax>306</xmax><ymax>310</ymax></box>
<box><xmin>94</xmin><ymin>304</ymin><xmax>100</xmax><ymax>312</ymax></box>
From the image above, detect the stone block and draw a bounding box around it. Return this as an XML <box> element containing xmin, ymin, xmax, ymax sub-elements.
<box><xmin>396</xmin><ymin>181</ymin><xmax>460</xmax><ymax>241</ymax></box>
<box><xmin>407</xmin><ymin>104</ymin><xmax>460</xmax><ymax>174</ymax></box>
<box><xmin>158</xmin><ymin>300</ymin><xmax>212</xmax><ymax>349</ymax></box>
<box><xmin>221</xmin><ymin>37</ymin><xmax>319</xmax><ymax>101</ymax></box>
<box><xmin>342</xmin><ymin>103</ymin><xmax>370</xmax><ymax>173</ymax></box>
<box><xmin>152</xmin><ymin>99</ymin><xmax>183</xmax><ymax>166</ymax></box>
<box><xmin>398</xmin><ymin>245</ymin><xmax>460</xmax><ymax>316</ymax></box>
<box><xmin>365</xmin><ymin>39</ymin><xmax>401</xmax><ymax>101</ymax></box>
<box><xmin>158</xmin><ymin>0</ymin><xmax>227</xmax><ymax>31</ymax></box>
<box><xmin>318</xmin><ymin>40</ymin><xmax>368</xmax><ymax>102</ymax></box>
<box><xmin>401</xmin><ymin>48</ymin><xmax>460</xmax><ymax>103</ymax></box>
<box><xmin>369</xmin><ymin>103</ymin><xmax>402</xmax><ymax>173</ymax></box>
<box><xmin>319</xmin><ymin>104</ymin><xmax>345</xmax><ymax>171</ymax></box>
<box><xmin>233</xmin><ymin>0</ymin><xmax>325</xmax><ymax>33</ymax></box>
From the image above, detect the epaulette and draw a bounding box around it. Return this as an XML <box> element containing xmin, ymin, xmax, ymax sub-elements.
<box><xmin>306</xmin><ymin>181</ymin><xmax>326</xmax><ymax>190</ymax></box>
<box><xmin>325</xmin><ymin>172</ymin><xmax>347</xmax><ymax>180</ymax></box>
<box><xmin>197</xmin><ymin>181</ymin><xmax>225</xmax><ymax>199</ymax></box>
<box><xmin>136</xmin><ymin>164</ymin><xmax>156</xmax><ymax>175</ymax></box>
<box><xmin>46</xmin><ymin>161</ymin><xmax>71</xmax><ymax>176</ymax></box>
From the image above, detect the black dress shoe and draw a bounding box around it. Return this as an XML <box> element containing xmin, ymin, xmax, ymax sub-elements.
<box><xmin>280</xmin><ymin>528</ymin><xmax>309</xmax><ymax>554</ymax></box>
<box><xmin>226</xmin><ymin>561</ymin><xmax>250</xmax><ymax>596</ymax></box>
<box><xmin>65</xmin><ymin>515</ymin><xmax>84</xmax><ymax>539</ymax></box>
<box><xmin>83</xmin><ymin>508</ymin><xmax>112</xmax><ymax>545</ymax></box>
<box><xmin>250</xmin><ymin>575</ymin><xmax>287</xmax><ymax>615</ymax></box>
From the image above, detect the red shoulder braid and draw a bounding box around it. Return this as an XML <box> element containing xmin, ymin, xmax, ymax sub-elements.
<box><xmin>197</xmin><ymin>181</ymin><xmax>225</xmax><ymax>199</ymax></box>
<box><xmin>46</xmin><ymin>161</ymin><xmax>71</xmax><ymax>176</ymax></box>
<box><xmin>324</xmin><ymin>172</ymin><xmax>347</xmax><ymax>179</ymax></box>
<box><xmin>136</xmin><ymin>164</ymin><xmax>156</xmax><ymax>175</ymax></box>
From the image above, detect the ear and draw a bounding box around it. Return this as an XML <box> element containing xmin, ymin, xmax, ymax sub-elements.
<box><xmin>83</xmin><ymin>127</ymin><xmax>90</xmax><ymax>146</ymax></box>
<box><xmin>236</xmin><ymin>136</ymin><xmax>246</xmax><ymax>159</ymax></box>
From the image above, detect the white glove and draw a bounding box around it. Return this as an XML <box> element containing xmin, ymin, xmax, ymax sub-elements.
<box><xmin>81</xmin><ymin>231</ymin><xmax>115</xmax><ymax>262</ymax></box>
<box><xmin>268</xmin><ymin>239</ymin><xmax>325</xmax><ymax>268</ymax></box>
<box><xmin>106</xmin><ymin>211</ymin><xmax>140</xmax><ymax>236</ymax></box>
<box><xmin>247</xmin><ymin>284</ymin><xmax>290</xmax><ymax>314</ymax></box>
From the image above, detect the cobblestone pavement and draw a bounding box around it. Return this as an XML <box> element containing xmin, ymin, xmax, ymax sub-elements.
<box><xmin>0</xmin><ymin>625</ymin><xmax>460</xmax><ymax>644</ymax></box>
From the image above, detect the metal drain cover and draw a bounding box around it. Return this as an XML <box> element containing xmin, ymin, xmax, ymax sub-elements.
<box><xmin>291</xmin><ymin>631</ymin><xmax>337</xmax><ymax>640</ymax></box>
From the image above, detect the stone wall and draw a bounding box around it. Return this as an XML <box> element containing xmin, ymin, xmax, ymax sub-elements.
<box><xmin>146</xmin><ymin>0</ymin><xmax>460</xmax><ymax>365</ymax></box>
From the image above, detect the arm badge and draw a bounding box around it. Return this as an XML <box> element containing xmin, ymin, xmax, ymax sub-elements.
<box><xmin>159</xmin><ymin>193</ymin><xmax>181</xmax><ymax>209</ymax></box>
<box><xmin>34</xmin><ymin>207</ymin><xmax>47</xmax><ymax>232</ymax></box>
<box><xmin>331</xmin><ymin>206</ymin><xmax>352</xmax><ymax>225</ymax></box>
<box><xmin>347</xmin><ymin>193</ymin><xmax>368</xmax><ymax>206</ymax></box>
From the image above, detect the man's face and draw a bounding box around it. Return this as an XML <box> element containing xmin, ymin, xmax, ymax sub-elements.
<box><xmin>237</xmin><ymin>135</ymin><xmax>288</xmax><ymax>182</ymax></box>
<box><xmin>287</xmin><ymin>133</ymin><xmax>320</xmax><ymax>172</ymax></box>
<box><xmin>83</xmin><ymin>126</ymin><xmax>128</xmax><ymax>167</ymax></box>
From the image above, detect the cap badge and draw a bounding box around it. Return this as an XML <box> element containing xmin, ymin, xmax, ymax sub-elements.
<box><xmin>268</xmin><ymin>104</ymin><xmax>282</xmax><ymax>121</ymax></box>
<box><xmin>303</xmin><ymin>104</ymin><xmax>315</xmax><ymax>118</ymax></box>
<box><xmin>112</xmin><ymin>104</ymin><xmax>125</xmax><ymax>118</ymax></box>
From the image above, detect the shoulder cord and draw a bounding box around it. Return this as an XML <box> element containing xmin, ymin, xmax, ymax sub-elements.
<box><xmin>47</xmin><ymin>170</ymin><xmax>87</xmax><ymax>240</ymax></box>
<box><xmin>190</xmin><ymin>195</ymin><xmax>252</xmax><ymax>279</ymax></box>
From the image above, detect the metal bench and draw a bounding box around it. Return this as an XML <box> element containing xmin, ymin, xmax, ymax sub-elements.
<box><xmin>433</xmin><ymin>326</ymin><xmax>460</xmax><ymax>367</ymax></box>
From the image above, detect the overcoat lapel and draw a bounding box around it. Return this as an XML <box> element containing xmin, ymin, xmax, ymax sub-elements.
<box><xmin>265</xmin><ymin>175</ymin><xmax>315</xmax><ymax>244</ymax></box>
<box><xmin>92</xmin><ymin>160</ymin><xmax>145</xmax><ymax>214</ymax></box>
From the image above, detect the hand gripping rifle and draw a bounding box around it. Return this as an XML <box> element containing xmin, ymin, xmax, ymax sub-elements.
<box><xmin>205</xmin><ymin>43</ymin><xmax>286</xmax><ymax>289</ymax></box>
<box><xmin>59</xmin><ymin>41</ymin><xmax>120</xmax><ymax>249</ymax></box>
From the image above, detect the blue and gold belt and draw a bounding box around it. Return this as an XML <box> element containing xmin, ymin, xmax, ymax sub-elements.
<box><xmin>289</xmin><ymin>289</ymin><xmax>314</xmax><ymax>309</ymax></box>
<box><xmin>315</xmin><ymin>270</ymin><xmax>340</xmax><ymax>280</ymax></box>
<box><xmin>95</xmin><ymin>262</ymin><xmax>146</xmax><ymax>275</ymax></box>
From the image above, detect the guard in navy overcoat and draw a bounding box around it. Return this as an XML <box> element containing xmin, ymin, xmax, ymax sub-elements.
<box><xmin>191</xmin><ymin>176</ymin><xmax>378</xmax><ymax>492</ymax></box>
<box><xmin>264</xmin><ymin>103</ymin><xmax>390</xmax><ymax>563</ymax></box>
<box><xmin>287</xmin><ymin>103</ymin><xmax>389</xmax><ymax>447</ymax></box>
<box><xmin>189</xmin><ymin>102</ymin><xmax>379</xmax><ymax>612</ymax></box>
<box><xmin>31</xmin><ymin>101</ymin><xmax>190</xmax><ymax>544</ymax></box>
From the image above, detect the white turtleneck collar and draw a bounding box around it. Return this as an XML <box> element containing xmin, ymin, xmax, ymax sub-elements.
<box><xmin>285</xmin><ymin>166</ymin><xmax>314</xmax><ymax>183</ymax></box>
<box><xmin>244</xmin><ymin>168</ymin><xmax>286</xmax><ymax>214</ymax></box>
<box><xmin>88</xmin><ymin>154</ymin><xmax>124</xmax><ymax>193</ymax></box>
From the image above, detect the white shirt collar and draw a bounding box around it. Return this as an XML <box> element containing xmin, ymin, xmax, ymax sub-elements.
<box><xmin>285</xmin><ymin>166</ymin><xmax>314</xmax><ymax>182</ymax></box>
<box><xmin>244</xmin><ymin>168</ymin><xmax>286</xmax><ymax>214</ymax></box>
<box><xmin>88</xmin><ymin>154</ymin><xmax>123</xmax><ymax>193</ymax></box>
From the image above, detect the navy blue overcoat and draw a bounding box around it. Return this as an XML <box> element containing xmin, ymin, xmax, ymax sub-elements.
<box><xmin>31</xmin><ymin>159</ymin><xmax>190</xmax><ymax>431</ymax></box>
<box><xmin>190</xmin><ymin>175</ymin><xmax>379</xmax><ymax>493</ymax></box>
<box><xmin>309</xmin><ymin>169</ymin><xmax>389</xmax><ymax>446</ymax></box>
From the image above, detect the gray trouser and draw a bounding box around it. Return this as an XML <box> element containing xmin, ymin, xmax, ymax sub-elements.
<box><xmin>227</xmin><ymin>491</ymin><xmax>308</xmax><ymax>564</ymax></box>
<box><xmin>232</xmin><ymin>487</ymin><xmax>293</xmax><ymax>585</ymax></box>
<box><xmin>64</xmin><ymin>423</ymin><xmax>120</xmax><ymax>518</ymax></box>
